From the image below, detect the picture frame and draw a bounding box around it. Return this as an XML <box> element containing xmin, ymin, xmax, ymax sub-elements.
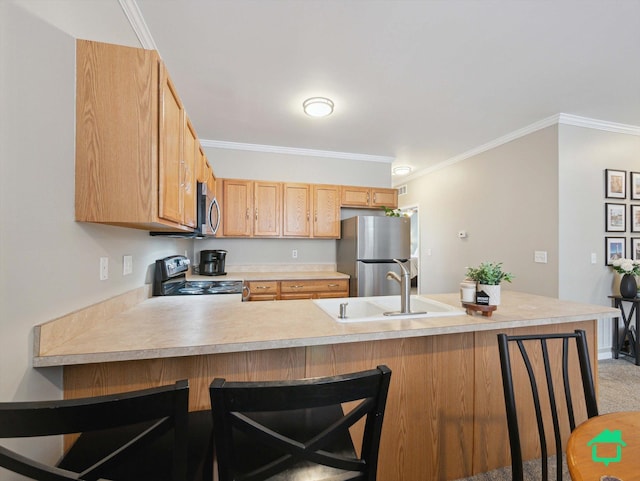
<box><xmin>631</xmin><ymin>238</ymin><xmax>640</xmax><ymax>261</ymax></box>
<box><xmin>631</xmin><ymin>172</ymin><xmax>640</xmax><ymax>201</ymax></box>
<box><xmin>605</xmin><ymin>169</ymin><xmax>627</xmax><ymax>199</ymax></box>
<box><xmin>605</xmin><ymin>203</ymin><xmax>626</xmax><ymax>232</ymax></box>
<box><xmin>605</xmin><ymin>237</ymin><xmax>626</xmax><ymax>265</ymax></box>
<box><xmin>631</xmin><ymin>205</ymin><xmax>640</xmax><ymax>233</ymax></box>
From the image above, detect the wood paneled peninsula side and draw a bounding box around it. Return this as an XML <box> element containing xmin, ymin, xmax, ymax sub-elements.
<box><xmin>34</xmin><ymin>291</ymin><xmax>616</xmax><ymax>481</ymax></box>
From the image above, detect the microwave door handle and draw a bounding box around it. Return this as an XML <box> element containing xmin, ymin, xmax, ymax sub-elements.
<box><xmin>208</xmin><ymin>197</ymin><xmax>220</xmax><ymax>235</ymax></box>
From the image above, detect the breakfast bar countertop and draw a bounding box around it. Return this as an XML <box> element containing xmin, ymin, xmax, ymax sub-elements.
<box><xmin>33</xmin><ymin>291</ymin><xmax>618</xmax><ymax>368</ymax></box>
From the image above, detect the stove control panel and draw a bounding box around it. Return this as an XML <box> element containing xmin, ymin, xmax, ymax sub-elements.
<box><xmin>158</xmin><ymin>255</ymin><xmax>190</xmax><ymax>280</ymax></box>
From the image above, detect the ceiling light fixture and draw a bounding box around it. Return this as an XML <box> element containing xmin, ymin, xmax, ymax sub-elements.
<box><xmin>303</xmin><ymin>97</ymin><xmax>334</xmax><ymax>117</ymax></box>
<box><xmin>392</xmin><ymin>166</ymin><xmax>412</xmax><ymax>176</ymax></box>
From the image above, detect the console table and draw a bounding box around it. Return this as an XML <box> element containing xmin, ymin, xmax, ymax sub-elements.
<box><xmin>609</xmin><ymin>295</ymin><xmax>640</xmax><ymax>365</ymax></box>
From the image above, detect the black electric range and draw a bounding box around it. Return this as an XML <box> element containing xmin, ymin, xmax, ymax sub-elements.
<box><xmin>153</xmin><ymin>255</ymin><xmax>243</xmax><ymax>296</ymax></box>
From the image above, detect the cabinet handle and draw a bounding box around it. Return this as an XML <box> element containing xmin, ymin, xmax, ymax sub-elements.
<box><xmin>246</xmin><ymin>208</ymin><xmax>249</xmax><ymax>219</ymax></box>
<box><xmin>255</xmin><ymin>286</ymin><xmax>271</xmax><ymax>290</ymax></box>
<box><xmin>327</xmin><ymin>283</ymin><xmax>339</xmax><ymax>287</ymax></box>
<box><xmin>255</xmin><ymin>207</ymin><xmax>258</xmax><ymax>221</ymax></box>
<box><xmin>307</xmin><ymin>211</ymin><xmax>310</xmax><ymax>221</ymax></box>
<box><xmin>315</xmin><ymin>211</ymin><xmax>318</xmax><ymax>222</ymax></box>
<box><xmin>373</xmin><ymin>193</ymin><xmax>377</xmax><ymax>203</ymax></box>
<box><xmin>289</xmin><ymin>285</ymin><xmax>304</xmax><ymax>289</ymax></box>
<box><xmin>366</xmin><ymin>192</ymin><xmax>370</xmax><ymax>202</ymax></box>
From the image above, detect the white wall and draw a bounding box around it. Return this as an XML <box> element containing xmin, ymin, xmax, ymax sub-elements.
<box><xmin>401</xmin><ymin>126</ymin><xmax>559</xmax><ymax>297</ymax></box>
<box><xmin>0</xmin><ymin>3</ymin><xmax>190</xmax><ymax>400</ymax></box>
<box><xmin>558</xmin><ymin>124</ymin><xmax>640</xmax><ymax>357</ymax></box>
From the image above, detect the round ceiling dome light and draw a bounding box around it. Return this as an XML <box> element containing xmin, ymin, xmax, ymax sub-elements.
<box><xmin>392</xmin><ymin>166</ymin><xmax>412</xmax><ymax>176</ymax></box>
<box><xmin>303</xmin><ymin>97</ymin><xmax>334</xmax><ymax>117</ymax></box>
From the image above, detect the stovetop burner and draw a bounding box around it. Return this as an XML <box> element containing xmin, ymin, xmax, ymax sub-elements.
<box><xmin>153</xmin><ymin>256</ymin><xmax>243</xmax><ymax>297</ymax></box>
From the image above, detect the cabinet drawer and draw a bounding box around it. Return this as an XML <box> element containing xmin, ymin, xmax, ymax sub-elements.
<box><xmin>280</xmin><ymin>279</ymin><xmax>348</xmax><ymax>294</ymax></box>
<box><xmin>245</xmin><ymin>281</ymin><xmax>279</xmax><ymax>301</ymax></box>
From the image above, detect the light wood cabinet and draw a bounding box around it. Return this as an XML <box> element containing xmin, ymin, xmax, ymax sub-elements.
<box><xmin>282</xmin><ymin>183</ymin><xmax>340</xmax><ymax>238</ymax></box>
<box><xmin>245</xmin><ymin>278</ymin><xmax>348</xmax><ymax>301</ymax></box>
<box><xmin>181</xmin><ymin>118</ymin><xmax>198</xmax><ymax>228</ymax></box>
<box><xmin>283</xmin><ymin>183</ymin><xmax>311</xmax><ymax>237</ymax></box>
<box><xmin>221</xmin><ymin>179</ymin><xmax>281</xmax><ymax>237</ymax></box>
<box><xmin>279</xmin><ymin>279</ymin><xmax>348</xmax><ymax>300</ymax></box>
<box><xmin>222</xmin><ymin>179</ymin><xmax>252</xmax><ymax>237</ymax></box>
<box><xmin>340</xmin><ymin>186</ymin><xmax>398</xmax><ymax>209</ymax></box>
<box><xmin>244</xmin><ymin>281</ymin><xmax>279</xmax><ymax>301</ymax></box>
<box><xmin>254</xmin><ymin>182</ymin><xmax>282</xmax><ymax>237</ymax></box>
<box><xmin>312</xmin><ymin>184</ymin><xmax>340</xmax><ymax>238</ymax></box>
<box><xmin>75</xmin><ymin>40</ymin><xmax>198</xmax><ymax>232</ymax></box>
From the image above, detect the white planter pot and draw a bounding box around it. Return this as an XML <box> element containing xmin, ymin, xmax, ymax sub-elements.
<box><xmin>478</xmin><ymin>284</ymin><xmax>501</xmax><ymax>306</ymax></box>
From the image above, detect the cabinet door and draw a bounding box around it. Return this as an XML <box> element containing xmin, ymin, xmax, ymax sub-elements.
<box><xmin>312</xmin><ymin>184</ymin><xmax>340</xmax><ymax>238</ymax></box>
<box><xmin>158</xmin><ymin>65</ymin><xmax>184</xmax><ymax>224</ymax></box>
<box><xmin>182</xmin><ymin>118</ymin><xmax>198</xmax><ymax>227</ymax></box>
<box><xmin>340</xmin><ymin>186</ymin><xmax>371</xmax><ymax>207</ymax></box>
<box><xmin>254</xmin><ymin>182</ymin><xmax>282</xmax><ymax>237</ymax></box>
<box><xmin>283</xmin><ymin>183</ymin><xmax>310</xmax><ymax>237</ymax></box>
<box><xmin>222</xmin><ymin>179</ymin><xmax>253</xmax><ymax>236</ymax></box>
<box><xmin>371</xmin><ymin>188</ymin><xmax>398</xmax><ymax>209</ymax></box>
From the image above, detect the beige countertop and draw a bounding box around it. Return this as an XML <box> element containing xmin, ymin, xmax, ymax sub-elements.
<box><xmin>33</xmin><ymin>291</ymin><xmax>618</xmax><ymax>368</ymax></box>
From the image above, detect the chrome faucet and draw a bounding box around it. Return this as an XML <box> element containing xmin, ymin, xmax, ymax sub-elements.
<box><xmin>386</xmin><ymin>259</ymin><xmax>412</xmax><ymax>314</ymax></box>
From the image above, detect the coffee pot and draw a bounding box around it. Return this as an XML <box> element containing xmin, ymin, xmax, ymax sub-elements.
<box><xmin>199</xmin><ymin>250</ymin><xmax>227</xmax><ymax>276</ymax></box>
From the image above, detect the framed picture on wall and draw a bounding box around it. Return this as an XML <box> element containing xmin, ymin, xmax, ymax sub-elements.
<box><xmin>606</xmin><ymin>203</ymin><xmax>626</xmax><ymax>232</ymax></box>
<box><xmin>605</xmin><ymin>169</ymin><xmax>627</xmax><ymax>199</ymax></box>
<box><xmin>631</xmin><ymin>172</ymin><xmax>640</xmax><ymax>200</ymax></box>
<box><xmin>631</xmin><ymin>205</ymin><xmax>640</xmax><ymax>232</ymax></box>
<box><xmin>631</xmin><ymin>238</ymin><xmax>640</xmax><ymax>261</ymax></box>
<box><xmin>606</xmin><ymin>237</ymin><xmax>626</xmax><ymax>265</ymax></box>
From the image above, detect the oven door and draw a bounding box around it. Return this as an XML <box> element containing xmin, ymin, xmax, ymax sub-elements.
<box><xmin>198</xmin><ymin>182</ymin><xmax>220</xmax><ymax>236</ymax></box>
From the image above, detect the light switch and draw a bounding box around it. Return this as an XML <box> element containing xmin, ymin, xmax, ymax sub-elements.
<box><xmin>100</xmin><ymin>257</ymin><xmax>109</xmax><ymax>280</ymax></box>
<box><xmin>534</xmin><ymin>251</ymin><xmax>548</xmax><ymax>264</ymax></box>
<box><xmin>123</xmin><ymin>255</ymin><xmax>133</xmax><ymax>275</ymax></box>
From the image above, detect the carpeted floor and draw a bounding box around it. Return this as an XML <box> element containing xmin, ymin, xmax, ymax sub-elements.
<box><xmin>452</xmin><ymin>358</ymin><xmax>640</xmax><ymax>481</ymax></box>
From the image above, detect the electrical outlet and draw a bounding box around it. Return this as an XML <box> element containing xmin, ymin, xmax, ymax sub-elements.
<box><xmin>100</xmin><ymin>257</ymin><xmax>109</xmax><ymax>280</ymax></box>
<box><xmin>292</xmin><ymin>249</ymin><xmax>298</xmax><ymax>259</ymax></box>
<box><xmin>534</xmin><ymin>251</ymin><xmax>548</xmax><ymax>264</ymax></box>
<box><xmin>591</xmin><ymin>253</ymin><xmax>597</xmax><ymax>264</ymax></box>
<box><xmin>123</xmin><ymin>255</ymin><xmax>133</xmax><ymax>275</ymax></box>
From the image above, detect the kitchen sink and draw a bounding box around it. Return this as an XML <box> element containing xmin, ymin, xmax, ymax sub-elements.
<box><xmin>313</xmin><ymin>295</ymin><xmax>464</xmax><ymax>323</ymax></box>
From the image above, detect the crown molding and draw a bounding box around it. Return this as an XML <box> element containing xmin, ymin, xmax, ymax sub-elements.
<box><xmin>119</xmin><ymin>0</ymin><xmax>157</xmax><ymax>50</ymax></box>
<box><xmin>557</xmin><ymin>113</ymin><xmax>640</xmax><ymax>136</ymax></box>
<box><xmin>401</xmin><ymin>113</ymin><xmax>640</xmax><ymax>184</ymax></box>
<box><xmin>200</xmin><ymin>139</ymin><xmax>394</xmax><ymax>163</ymax></box>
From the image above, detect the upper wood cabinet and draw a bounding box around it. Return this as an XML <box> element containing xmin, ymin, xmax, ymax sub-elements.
<box><xmin>312</xmin><ymin>184</ymin><xmax>340</xmax><ymax>238</ymax></box>
<box><xmin>340</xmin><ymin>186</ymin><xmax>398</xmax><ymax>209</ymax></box>
<box><xmin>181</xmin><ymin>117</ymin><xmax>198</xmax><ymax>228</ymax></box>
<box><xmin>75</xmin><ymin>40</ymin><xmax>199</xmax><ymax>232</ymax></box>
<box><xmin>254</xmin><ymin>181</ymin><xmax>282</xmax><ymax>237</ymax></box>
<box><xmin>222</xmin><ymin>179</ymin><xmax>253</xmax><ymax>237</ymax></box>
<box><xmin>221</xmin><ymin>179</ymin><xmax>281</xmax><ymax>237</ymax></box>
<box><xmin>283</xmin><ymin>183</ymin><xmax>311</xmax><ymax>237</ymax></box>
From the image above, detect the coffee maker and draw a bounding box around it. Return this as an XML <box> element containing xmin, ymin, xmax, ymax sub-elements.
<box><xmin>199</xmin><ymin>250</ymin><xmax>227</xmax><ymax>276</ymax></box>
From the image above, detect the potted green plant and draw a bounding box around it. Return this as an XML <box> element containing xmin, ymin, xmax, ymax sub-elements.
<box><xmin>465</xmin><ymin>262</ymin><xmax>514</xmax><ymax>306</ymax></box>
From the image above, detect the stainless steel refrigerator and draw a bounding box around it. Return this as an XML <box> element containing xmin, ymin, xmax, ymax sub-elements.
<box><xmin>337</xmin><ymin>216</ymin><xmax>411</xmax><ymax>297</ymax></box>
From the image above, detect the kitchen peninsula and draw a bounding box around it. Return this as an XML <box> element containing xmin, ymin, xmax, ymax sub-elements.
<box><xmin>34</xmin><ymin>291</ymin><xmax>617</xmax><ymax>480</ymax></box>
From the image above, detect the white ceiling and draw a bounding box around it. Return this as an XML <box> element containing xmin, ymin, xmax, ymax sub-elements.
<box><xmin>17</xmin><ymin>0</ymin><xmax>640</xmax><ymax>181</ymax></box>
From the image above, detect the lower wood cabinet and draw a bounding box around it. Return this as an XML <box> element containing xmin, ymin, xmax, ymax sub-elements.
<box><xmin>244</xmin><ymin>279</ymin><xmax>348</xmax><ymax>301</ymax></box>
<box><xmin>280</xmin><ymin>279</ymin><xmax>348</xmax><ymax>300</ymax></box>
<box><xmin>243</xmin><ymin>281</ymin><xmax>279</xmax><ymax>301</ymax></box>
